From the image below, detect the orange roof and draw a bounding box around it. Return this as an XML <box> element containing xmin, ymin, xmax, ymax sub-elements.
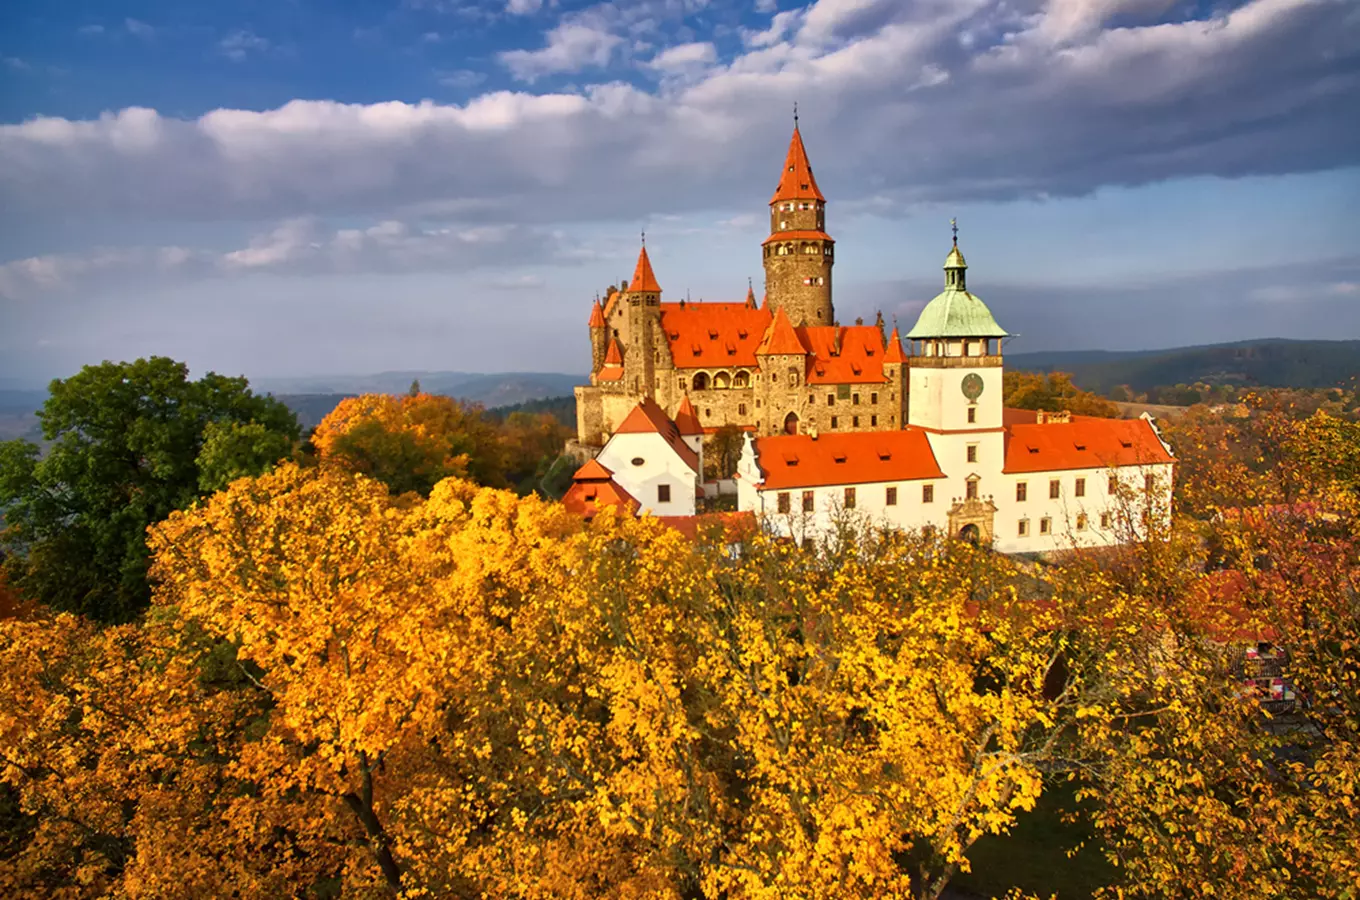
<box><xmin>660</xmin><ymin>303</ymin><xmax>773</xmax><ymax>369</ymax></box>
<box><xmin>615</xmin><ymin>398</ymin><xmax>701</xmax><ymax>472</ymax></box>
<box><xmin>800</xmin><ymin>325</ymin><xmax>888</xmax><ymax>385</ymax></box>
<box><xmin>762</xmin><ymin>229</ymin><xmax>835</xmax><ymax>245</ymax></box>
<box><xmin>673</xmin><ymin>395</ymin><xmax>703</xmax><ymax>436</ymax></box>
<box><xmin>746</xmin><ymin>284</ymin><xmax>757</xmax><ymax>309</ymax></box>
<box><xmin>884</xmin><ymin>327</ymin><xmax>907</xmax><ymax>364</ymax></box>
<box><xmin>588</xmin><ymin>298</ymin><xmax>605</xmax><ymax>327</ymax></box>
<box><xmin>756</xmin><ymin>306</ymin><xmax>806</xmax><ymax>356</ymax></box>
<box><xmin>603</xmin><ymin>338</ymin><xmax>623</xmax><ymax>366</ymax></box>
<box><xmin>657</xmin><ymin>511</ymin><xmax>758</xmax><ymax>543</ymax></box>
<box><xmin>751</xmin><ymin>428</ymin><xmax>944</xmax><ymax>490</ymax></box>
<box><xmin>1003</xmin><ymin>414</ymin><xmax>1174</xmax><ymax>474</ymax></box>
<box><xmin>573</xmin><ymin>458</ymin><xmax>613</xmax><ymax>481</ymax></box>
<box><xmin>629</xmin><ymin>244</ymin><xmax>662</xmax><ymax>293</ymax></box>
<box><xmin>770</xmin><ymin>125</ymin><xmax>825</xmax><ymax>204</ymax></box>
<box><xmin>562</xmin><ymin>477</ymin><xmax>639</xmax><ymax>519</ymax></box>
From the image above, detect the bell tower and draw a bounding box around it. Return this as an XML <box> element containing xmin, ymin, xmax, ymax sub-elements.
<box><xmin>762</xmin><ymin>110</ymin><xmax>834</xmax><ymax>327</ymax></box>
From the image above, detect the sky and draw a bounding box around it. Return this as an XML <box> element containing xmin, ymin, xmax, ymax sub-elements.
<box><xmin>1</xmin><ymin>0</ymin><xmax>1358</xmax><ymax>386</ymax></box>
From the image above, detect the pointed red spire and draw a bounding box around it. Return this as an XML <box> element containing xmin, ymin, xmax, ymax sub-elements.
<box><xmin>629</xmin><ymin>244</ymin><xmax>662</xmax><ymax>294</ymax></box>
<box><xmin>745</xmin><ymin>282</ymin><xmax>757</xmax><ymax>309</ymax></box>
<box><xmin>603</xmin><ymin>338</ymin><xmax>623</xmax><ymax>366</ymax></box>
<box><xmin>588</xmin><ymin>298</ymin><xmax>605</xmax><ymax>327</ymax></box>
<box><xmin>884</xmin><ymin>327</ymin><xmax>907</xmax><ymax>364</ymax></box>
<box><xmin>761</xmin><ymin>292</ymin><xmax>769</xmax><ymax>311</ymax></box>
<box><xmin>673</xmin><ymin>395</ymin><xmax>703</xmax><ymax>436</ymax></box>
<box><xmin>757</xmin><ymin>306</ymin><xmax>806</xmax><ymax>356</ymax></box>
<box><xmin>770</xmin><ymin>124</ymin><xmax>825</xmax><ymax>205</ymax></box>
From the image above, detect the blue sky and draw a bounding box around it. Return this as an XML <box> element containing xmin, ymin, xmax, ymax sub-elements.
<box><xmin>1</xmin><ymin>0</ymin><xmax>1358</xmax><ymax>385</ymax></box>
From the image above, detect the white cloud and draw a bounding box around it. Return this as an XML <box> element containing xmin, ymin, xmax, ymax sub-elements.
<box><xmin>124</xmin><ymin>18</ymin><xmax>155</xmax><ymax>39</ymax></box>
<box><xmin>438</xmin><ymin>69</ymin><xmax>487</xmax><ymax>89</ymax></box>
<box><xmin>500</xmin><ymin>23</ymin><xmax>623</xmax><ymax>82</ymax></box>
<box><xmin>743</xmin><ymin>9</ymin><xmax>806</xmax><ymax>48</ymax></box>
<box><xmin>755</xmin><ymin>0</ymin><xmax>778</xmax><ymax>11</ymax></box>
<box><xmin>648</xmin><ymin>41</ymin><xmax>717</xmax><ymax>70</ymax></box>
<box><xmin>506</xmin><ymin>0</ymin><xmax>544</xmax><ymax>15</ymax></box>
<box><xmin>219</xmin><ymin>29</ymin><xmax>273</xmax><ymax>62</ymax></box>
<box><xmin>2</xmin><ymin>55</ymin><xmax>30</xmax><ymax>71</ymax></box>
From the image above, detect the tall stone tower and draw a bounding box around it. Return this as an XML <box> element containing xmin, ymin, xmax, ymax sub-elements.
<box><xmin>762</xmin><ymin>118</ymin><xmax>834</xmax><ymax>326</ymax></box>
<box><xmin>622</xmin><ymin>241</ymin><xmax>663</xmax><ymax>398</ymax></box>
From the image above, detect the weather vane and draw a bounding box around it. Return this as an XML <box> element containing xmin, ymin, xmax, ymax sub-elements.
<box><xmin>951</xmin><ymin>217</ymin><xmax>959</xmax><ymax>245</ymax></box>
<box><xmin>640</xmin><ymin>228</ymin><xmax>646</xmax><ymax>246</ymax></box>
<box><xmin>793</xmin><ymin>101</ymin><xmax>799</xmax><ymax>126</ymax></box>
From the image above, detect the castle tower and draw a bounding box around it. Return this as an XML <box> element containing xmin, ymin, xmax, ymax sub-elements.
<box><xmin>762</xmin><ymin>117</ymin><xmax>834</xmax><ymax>327</ymax></box>
<box><xmin>623</xmin><ymin>240</ymin><xmax>663</xmax><ymax>398</ymax></box>
<box><xmin>755</xmin><ymin>306</ymin><xmax>810</xmax><ymax>436</ymax></box>
<box><xmin>883</xmin><ymin>324</ymin><xmax>908</xmax><ymax>429</ymax></box>
<box><xmin>588</xmin><ymin>297</ymin><xmax>607</xmax><ymax>374</ymax></box>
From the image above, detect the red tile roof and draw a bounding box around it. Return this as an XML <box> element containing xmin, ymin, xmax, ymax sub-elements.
<box><xmin>673</xmin><ymin>395</ymin><xmax>703</xmax><ymax>436</ymax></box>
<box><xmin>657</xmin><ymin>511</ymin><xmax>758</xmax><ymax>543</ymax></box>
<box><xmin>746</xmin><ymin>284</ymin><xmax>757</xmax><ymax>309</ymax></box>
<box><xmin>629</xmin><ymin>244</ymin><xmax>662</xmax><ymax>293</ymax></box>
<box><xmin>660</xmin><ymin>303</ymin><xmax>773</xmax><ymax>369</ymax></box>
<box><xmin>562</xmin><ymin>460</ymin><xmax>640</xmax><ymax>518</ymax></box>
<box><xmin>884</xmin><ymin>327</ymin><xmax>907</xmax><ymax>364</ymax></box>
<box><xmin>762</xmin><ymin>229</ymin><xmax>835</xmax><ymax>245</ymax></box>
<box><xmin>615</xmin><ymin>398</ymin><xmax>701</xmax><ymax>472</ymax></box>
<box><xmin>751</xmin><ymin>428</ymin><xmax>944</xmax><ymax>490</ymax></box>
<box><xmin>770</xmin><ymin>126</ymin><xmax>825</xmax><ymax>204</ymax></box>
<box><xmin>603</xmin><ymin>338</ymin><xmax>623</xmax><ymax>366</ymax></box>
<box><xmin>756</xmin><ymin>306</ymin><xmax>806</xmax><ymax>356</ymax></box>
<box><xmin>800</xmin><ymin>325</ymin><xmax>888</xmax><ymax>385</ymax></box>
<box><xmin>1003</xmin><ymin>414</ymin><xmax>1174</xmax><ymax>474</ymax></box>
<box><xmin>588</xmin><ymin>298</ymin><xmax>605</xmax><ymax>327</ymax></box>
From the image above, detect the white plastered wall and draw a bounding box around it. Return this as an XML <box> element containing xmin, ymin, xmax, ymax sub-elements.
<box><xmin>598</xmin><ymin>431</ymin><xmax>698</xmax><ymax>516</ymax></box>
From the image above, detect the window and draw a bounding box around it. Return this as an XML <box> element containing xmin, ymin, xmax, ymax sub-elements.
<box><xmin>966</xmin><ymin>480</ymin><xmax>978</xmax><ymax>500</ymax></box>
<box><xmin>853</xmin><ymin>393</ymin><xmax>860</xmax><ymax>405</ymax></box>
<box><xmin>844</xmin><ymin>487</ymin><xmax>856</xmax><ymax>509</ymax></box>
<box><xmin>1145</xmin><ymin>473</ymin><xmax>1156</xmax><ymax>493</ymax></box>
<box><xmin>871</xmin><ymin>392</ymin><xmax>879</xmax><ymax>404</ymax></box>
<box><xmin>631</xmin><ymin>457</ymin><xmax>645</xmax><ymax>466</ymax></box>
<box><xmin>802</xmin><ymin>490</ymin><xmax>815</xmax><ymax>512</ymax></box>
<box><xmin>870</xmin><ymin>415</ymin><xmax>878</xmax><ymax>426</ymax></box>
<box><xmin>827</xmin><ymin>394</ymin><xmax>835</xmax><ymax>406</ymax></box>
<box><xmin>808</xmin><ymin>393</ymin><xmax>815</xmax><ymax>404</ymax></box>
<box><xmin>1016</xmin><ymin>482</ymin><xmax>1027</xmax><ymax>502</ymax></box>
<box><xmin>923</xmin><ymin>485</ymin><xmax>934</xmax><ymax>503</ymax></box>
<box><xmin>658</xmin><ymin>484</ymin><xmax>671</xmax><ymax>503</ymax></box>
<box><xmin>1100</xmin><ymin>512</ymin><xmax>1112</xmax><ymax>529</ymax></box>
<box><xmin>1077</xmin><ymin>513</ymin><xmax>1088</xmax><ymax>531</ymax></box>
<box><xmin>1109</xmin><ymin>475</ymin><xmax>1118</xmax><ymax>494</ymax></box>
<box><xmin>886</xmin><ymin>486</ymin><xmax>897</xmax><ymax>506</ymax></box>
<box><xmin>831</xmin><ymin>416</ymin><xmax>839</xmax><ymax>429</ymax></box>
<box><xmin>1049</xmin><ymin>479</ymin><xmax>1061</xmax><ymax>499</ymax></box>
<box><xmin>966</xmin><ymin>444</ymin><xmax>978</xmax><ymax>463</ymax></box>
<box><xmin>967</xmin><ymin>407</ymin><xmax>976</xmax><ymax>424</ymax></box>
<box><xmin>739</xmin><ymin>403</ymin><xmax>747</xmax><ymax>415</ymax></box>
<box><xmin>852</xmin><ymin>416</ymin><xmax>860</xmax><ymax>427</ymax></box>
<box><xmin>777</xmin><ymin>492</ymin><xmax>790</xmax><ymax>513</ymax></box>
<box><xmin>1075</xmin><ymin>477</ymin><xmax>1086</xmax><ymax>498</ymax></box>
<box><xmin>1018</xmin><ymin>519</ymin><xmax>1029</xmax><ymax>536</ymax></box>
<box><xmin>705</xmin><ymin>408</ymin><xmax>711</xmax><ymax>417</ymax></box>
<box><xmin>1040</xmin><ymin>517</ymin><xmax>1052</xmax><ymax>535</ymax></box>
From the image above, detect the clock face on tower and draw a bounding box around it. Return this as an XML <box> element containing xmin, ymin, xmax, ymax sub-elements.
<box><xmin>961</xmin><ymin>373</ymin><xmax>984</xmax><ymax>401</ymax></box>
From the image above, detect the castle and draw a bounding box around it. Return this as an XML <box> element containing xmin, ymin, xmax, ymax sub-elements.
<box><xmin>574</xmin><ymin>121</ymin><xmax>906</xmax><ymax>448</ymax></box>
<box><xmin>568</xmin><ymin>121</ymin><xmax>1175</xmax><ymax>552</ymax></box>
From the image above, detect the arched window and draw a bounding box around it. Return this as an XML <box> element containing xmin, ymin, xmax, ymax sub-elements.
<box><xmin>713</xmin><ymin>371</ymin><xmax>732</xmax><ymax>390</ymax></box>
<box><xmin>783</xmin><ymin>412</ymin><xmax>799</xmax><ymax>435</ymax></box>
<box><xmin>692</xmin><ymin>372</ymin><xmax>710</xmax><ymax>390</ymax></box>
<box><xmin>787</xmin><ymin>367</ymin><xmax>800</xmax><ymax>386</ymax></box>
<box><xmin>733</xmin><ymin>371</ymin><xmax>750</xmax><ymax>389</ymax></box>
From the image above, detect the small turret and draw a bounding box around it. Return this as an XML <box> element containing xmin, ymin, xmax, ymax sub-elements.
<box><xmin>588</xmin><ymin>297</ymin><xmax>607</xmax><ymax>373</ymax></box>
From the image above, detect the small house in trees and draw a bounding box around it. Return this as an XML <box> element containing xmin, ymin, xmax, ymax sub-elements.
<box><xmin>563</xmin><ymin>399</ymin><xmax>701</xmax><ymax>518</ymax></box>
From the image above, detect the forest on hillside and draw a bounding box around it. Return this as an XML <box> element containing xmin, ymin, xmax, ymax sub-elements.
<box><xmin>1</xmin><ymin>358</ymin><xmax>1358</xmax><ymax>899</ymax></box>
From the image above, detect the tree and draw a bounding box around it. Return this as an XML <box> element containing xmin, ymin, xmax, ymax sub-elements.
<box><xmin>1003</xmin><ymin>371</ymin><xmax>1120</xmax><ymax>418</ymax></box>
<box><xmin>196</xmin><ymin>420</ymin><xmax>296</xmax><ymax>493</ymax></box>
<box><xmin>704</xmin><ymin>424</ymin><xmax>745</xmax><ymax>480</ymax></box>
<box><xmin>313</xmin><ymin>392</ymin><xmax>507</xmax><ymax>495</ymax></box>
<box><xmin>0</xmin><ymin>358</ymin><xmax>298</xmax><ymax>622</ymax></box>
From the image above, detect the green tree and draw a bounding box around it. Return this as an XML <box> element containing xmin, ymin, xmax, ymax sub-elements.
<box><xmin>0</xmin><ymin>357</ymin><xmax>298</xmax><ymax>622</ymax></box>
<box><xmin>196</xmin><ymin>420</ymin><xmax>297</xmax><ymax>493</ymax></box>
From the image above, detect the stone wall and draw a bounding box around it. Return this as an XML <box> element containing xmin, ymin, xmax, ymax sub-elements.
<box><xmin>763</xmin><ymin>242</ymin><xmax>833</xmax><ymax>326</ymax></box>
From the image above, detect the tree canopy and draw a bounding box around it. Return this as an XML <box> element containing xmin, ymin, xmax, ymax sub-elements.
<box><xmin>0</xmin><ymin>358</ymin><xmax>298</xmax><ymax>622</ymax></box>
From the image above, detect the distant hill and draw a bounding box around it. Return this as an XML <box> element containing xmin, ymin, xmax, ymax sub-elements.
<box><xmin>1007</xmin><ymin>339</ymin><xmax>1360</xmax><ymax>393</ymax></box>
<box><xmin>254</xmin><ymin>371</ymin><xmax>583</xmax><ymax>407</ymax></box>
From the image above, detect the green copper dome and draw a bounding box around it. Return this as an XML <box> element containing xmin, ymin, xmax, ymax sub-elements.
<box><xmin>906</xmin><ymin>241</ymin><xmax>1009</xmax><ymax>339</ymax></box>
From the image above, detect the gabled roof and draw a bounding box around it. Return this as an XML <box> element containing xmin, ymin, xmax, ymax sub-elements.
<box><xmin>598</xmin><ymin>338</ymin><xmax>625</xmax><ymax>381</ymax></box>
<box><xmin>883</xmin><ymin>327</ymin><xmax>907</xmax><ymax>364</ymax></box>
<box><xmin>770</xmin><ymin>126</ymin><xmax>825</xmax><ymax>204</ymax></box>
<box><xmin>588</xmin><ymin>298</ymin><xmax>605</xmax><ymax>327</ymax></box>
<box><xmin>660</xmin><ymin>303</ymin><xmax>773</xmax><ymax>369</ymax></box>
<box><xmin>614</xmin><ymin>398</ymin><xmax>701</xmax><ymax>472</ymax></box>
<box><xmin>629</xmin><ymin>244</ymin><xmax>662</xmax><ymax>294</ymax></box>
<box><xmin>673</xmin><ymin>395</ymin><xmax>703</xmax><ymax>436</ymax></box>
<box><xmin>750</xmin><ymin>428</ymin><xmax>945</xmax><ymax>490</ymax></box>
<box><xmin>756</xmin><ymin>306</ymin><xmax>806</xmax><ymax>356</ymax></box>
<box><xmin>1003</xmin><ymin>414</ymin><xmax>1174</xmax><ymax>474</ymax></box>
<box><xmin>573</xmin><ymin>458</ymin><xmax>613</xmax><ymax>481</ymax></box>
<box><xmin>800</xmin><ymin>325</ymin><xmax>888</xmax><ymax>385</ymax></box>
<box><xmin>562</xmin><ymin>473</ymin><xmax>639</xmax><ymax>519</ymax></box>
<box><xmin>657</xmin><ymin>511</ymin><xmax>758</xmax><ymax>543</ymax></box>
